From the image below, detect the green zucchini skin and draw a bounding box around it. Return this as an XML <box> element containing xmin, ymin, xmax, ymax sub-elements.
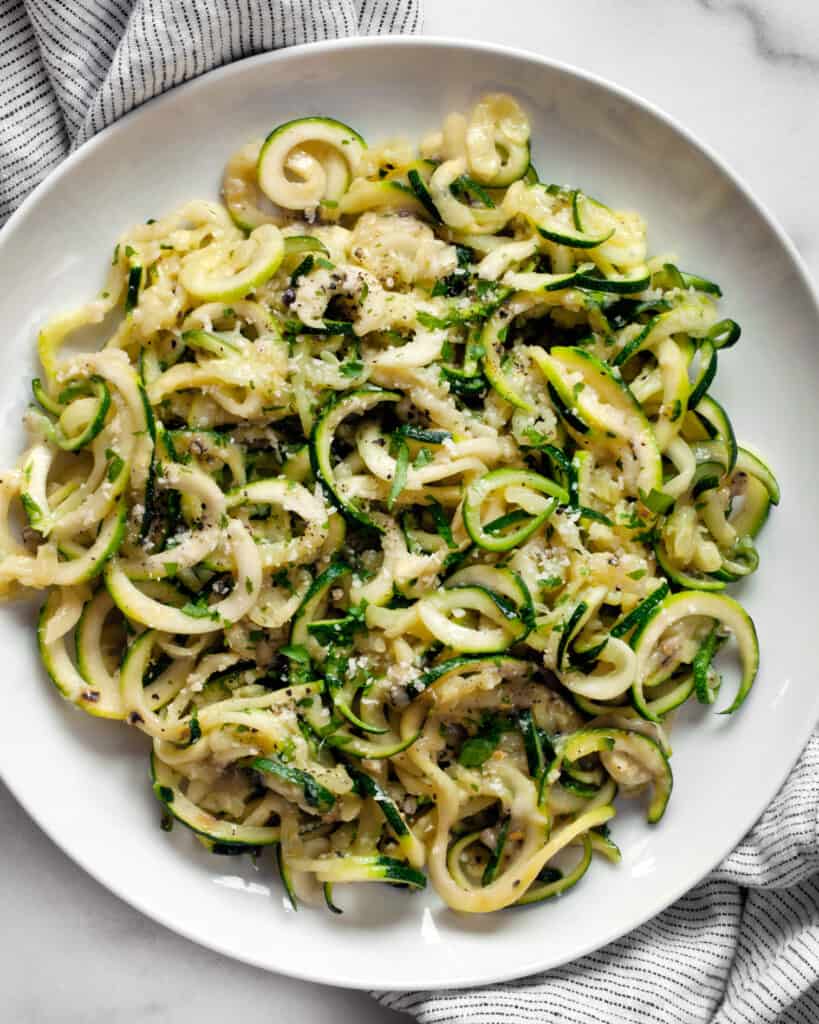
<box><xmin>462</xmin><ymin>469</ymin><xmax>567</xmax><ymax>552</ymax></box>
<box><xmin>310</xmin><ymin>389</ymin><xmax>401</xmax><ymax>529</ymax></box>
<box><xmin>150</xmin><ymin>754</ymin><xmax>280</xmax><ymax>848</ymax></box>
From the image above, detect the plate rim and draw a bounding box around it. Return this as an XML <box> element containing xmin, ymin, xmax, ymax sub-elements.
<box><xmin>2</xmin><ymin>33</ymin><xmax>818</xmax><ymax>992</ymax></box>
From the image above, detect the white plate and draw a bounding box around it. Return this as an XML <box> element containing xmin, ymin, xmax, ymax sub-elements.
<box><xmin>1</xmin><ymin>37</ymin><xmax>817</xmax><ymax>992</ymax></box>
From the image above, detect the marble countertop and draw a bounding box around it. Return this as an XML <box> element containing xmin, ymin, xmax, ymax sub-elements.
<box><xmin>3</xmin><ymin>2</ymin><xmax>818</xmax><ymax>1021</ymax></box>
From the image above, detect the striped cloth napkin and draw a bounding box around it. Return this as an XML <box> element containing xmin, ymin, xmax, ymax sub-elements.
<box><xmin>1</xmin><ymin>5</ymin><xmax>817</xmax><ymax>1020</ymax></box>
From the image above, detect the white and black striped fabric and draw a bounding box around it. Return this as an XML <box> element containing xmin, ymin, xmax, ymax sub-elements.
<box><xmin>0</xmin><ymin>0</ymin><xmax>421</xmax><ymax>223</ymax></box>
<box><xmin>1</xmin><ymin>7</ymin><xmax>817</xmax><ymax>1020</ymax></box>
<box><xmin>378</xmin><ymin>732</ymin><xmax>819</xmax><ymax>1023</ymax></box>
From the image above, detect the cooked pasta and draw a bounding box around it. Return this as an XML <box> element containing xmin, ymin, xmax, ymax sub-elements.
<box><xmin>1</xmin><ymin>94</ymin><xmax>779</xmax><ymax>913</ymax></box>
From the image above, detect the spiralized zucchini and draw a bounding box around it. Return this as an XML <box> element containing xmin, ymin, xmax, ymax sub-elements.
<box><xmin>2</xmin><ymin>96</ymin><xmax>777</xmax><ymax>914</ymax></box>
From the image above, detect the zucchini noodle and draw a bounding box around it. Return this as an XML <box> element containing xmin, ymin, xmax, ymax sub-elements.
<box><xmin>1</xmin><ymin>96</ymin><xmax>778</xmax><ymax>914</ymax></box>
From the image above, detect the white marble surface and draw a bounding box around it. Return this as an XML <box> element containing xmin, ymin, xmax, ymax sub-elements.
<box><xmin>3</xmin><ymin>2</ymin><xmax>818</xmax><ymax>1020</ymax></box>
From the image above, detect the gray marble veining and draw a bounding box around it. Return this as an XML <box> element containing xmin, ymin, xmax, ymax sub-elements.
<box><xmin>697</xmin><ymin>0</ymin><xmax>819</xmax><ymax>70</ymax></box>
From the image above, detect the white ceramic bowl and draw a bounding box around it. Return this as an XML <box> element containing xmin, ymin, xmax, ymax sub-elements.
<box><xmin>1</xmin><ymin>37</ymin><xmax>817</xmax><ymax>992</ymax></box>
